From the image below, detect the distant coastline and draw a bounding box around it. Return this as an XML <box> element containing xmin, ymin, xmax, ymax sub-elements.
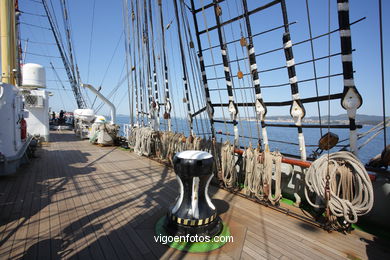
<box><xmin>116</xmin><ymin>114</ymin><xmax>388</xmax><ymax>126</ymax></box>
<box><xmin>248</xmin><ymin>114</ymin><xmax>388</xmax><ymax>126</ymax></box>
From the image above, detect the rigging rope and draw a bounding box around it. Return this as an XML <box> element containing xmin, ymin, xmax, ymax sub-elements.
<box><xmin>173</xmin><ymin>0</ymin><xmax>194</xmax><ymax>136</ymax></box>
<box><xmin>337</xmin><ymin>0</ymin><xmax>363</xmax><ymax>155</ymax></box>
<box><xmin>158</xmin><ymin>0</ymin><xmax>172</xmax><ymax>131</ymax></box>
<box><xmin>189</xmin><ymin>0</ymin><xmax>216</xmax><ymax>140</ymax></box>
<box><xmin>241</xmin><ymin>0</ymin><xmax>268</xmax><ymax>149</ymax></box>
<box><xmin>212</xmin><ymin>1</ymin><xmax>239</xmax><ymax>147</ymax></box>
<box><xmin>93</xmin><ymin>32</ymin><xmax>124</xmax><ymax>109</ymax></box>
<box><xmin>305</xmin><ymin>0</ymin><xmax>323</xmax><ymax>137</ymax></box>
<box><xmin>86</xmin><ymin>0</ymin><xmax>96</xmax><ymax>83</ymax></box>
<box><xmin>226</xmin><ymin>0</ymin><xmax>255</xmax><ymax>145</ymax></box>
<box><xmin>199</xmin><ymin>0</ymin><xmax>229</xmax><ymax>138</ymax></box>
<box><xmin>280</xmin><ymin>0</ymin><xmax>307</xmax><ymax>160</ymax></box>
<box><xmin>180</xmin><ymin>1</ymin><xmax>207</xmax><ymax>137</ymax></box>
<box><xmin>123</xmin><ymin>0</ymin><xmax>135</xmax><ymax>126</ymax></box>
<box><xmin>147</xmin><ymin>0</ymin><xmax>160</xmax><ymax>130</ymax></box>
<box><xmin>378</xmin><ymin>0</ymin><xmax>387</xmax><ymax>149</ymax></box>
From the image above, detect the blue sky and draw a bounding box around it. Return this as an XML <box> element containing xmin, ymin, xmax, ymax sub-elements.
<box><xmin>18</xmin><ymin>0</ymin><xmax>389</xmax><ymax>120</ymax></box>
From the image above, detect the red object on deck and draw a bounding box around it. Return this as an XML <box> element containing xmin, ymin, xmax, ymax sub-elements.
<box><xmin>20</xmin><ymin>118</ymin><xmax>27</xmax><ymax>141</ymax></box>
<box><xmin>234</xmin><ymin>148</ymin><xmax>312</xmax><ymax>168</ymax></box>
<box><xmin>281</xmin><ymin>157</ymin><xmax>312</xmax><ymax>168</ymax></box>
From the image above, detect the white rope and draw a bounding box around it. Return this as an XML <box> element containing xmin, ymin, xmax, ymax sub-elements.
<box><xmin>264</xmin><ymin>150</ymin><xmax>282</xmax><ymax>205</ymax></box>
<box><xmin>221</xmin><ymin>141</ymin><xmax>237</xmax><ymax>188</ymax></box>
<box><xmin>304</xmin><ymin>151</ymin><xmax>374</xmax><ymax>224</ymax></box>
<box><xmin>132</xmin><ymin>127</ymin><xmax>157</xmax><ymax>156</ymax></box>
<box><xmin>243</xmin><ymin>146</ymin><xmax>256</xmax><ymax>194</ymax></box>
<box><xmin>243</xmin><ymin>147</ymin><xmax>282</xmax><ymax>204</ymax></box>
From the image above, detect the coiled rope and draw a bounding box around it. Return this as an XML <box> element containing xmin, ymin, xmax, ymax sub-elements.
<box><xmin>243</xmin><ymin>147</ymin><xmax>282</xmax><ymax>204</ymax></box>
<box><xmin>133</xmin><ymin>127</ymin><xmax>157</xmax><ymax>156</ymax></box>
<box><xmin>304</xmin><ymin>151</ymin><xmax>374</xmax><ymax>227</ymax></box>
<box><xmin>221</xmin><ymin>141</ymin><xmax>237</xmax><ymax>188</ymax></box>
<box><xmin>264</xmin><ymin>150</ymin><xmax>282</xmax><ymax>205</ymax></box>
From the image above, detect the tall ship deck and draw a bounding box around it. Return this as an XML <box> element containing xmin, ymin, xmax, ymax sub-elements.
<box><xmin>0</xmin><ymin>130</ymin><xmax>388</xmax><ymax>259</ymax></box>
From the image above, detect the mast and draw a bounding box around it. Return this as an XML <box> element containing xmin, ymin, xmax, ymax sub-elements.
<box><xmin>1</xmin><ymin>0</ymin><xmax>17</xmax><ymax>85</ymax></box>
<box><xmin>158</xmin><ymin>0</ymin><xmax>172</xmax><ymax>131</ymax></box>
<box><xmin>42</xmin><ymin>0</ymin><xmax>86</xmax><ymax>108</ymax></box>
<box><xmin>15</xmin><ymin>0</ymin><xmax>22</xmax><ymax>86</ymax></box>
<box><xmin>172</xmin><ymin>0</ymin><xmax>193</xmax><ymax>135</ymax></box>
<box><xmin>60</xmin><ymin>0</ymin><xmax>76</xmax><ymax>81</ymax></box>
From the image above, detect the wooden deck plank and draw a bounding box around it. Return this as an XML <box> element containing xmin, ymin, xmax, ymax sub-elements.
<box><xmin>92</xmin><ymin>162</ymin><xmax>158</xmax><ymax>259</ymax></box>
<box><xmin>58</xmin><ymin>146</ymin><xmax>96</xmax><ymax>260</ymax></box>
<box><xmin>87</xmin><ymin>151</ymin><xmax>154</xmax><ymax>258</ymax></box>
<box><xmin>1</xmin><ymin>156</ymin><xmax>37</xmax><ymax>260</ymax></box>
<box><xmin>0</xmin><ymin>130</ymin><xmax>388</xmax><ymax>260</ymax></box>
<box><xmin>222</xmin><ymin>203</ymin><xmax>345</xmax><ymax>259</ymax></box>
<box><xmin>81</xmin><ymin>161</ymin><xmax>133</xmax><ymax>260</ymax></box>
<box><xmin>213</xmin><ymin>189</ymin><xmax>370</xmax><ymax>258</ymax></box>
<box><xmin>65</xmin><ymin>145</ymin><xmax>118</xmax><ymax>260</ymax></box>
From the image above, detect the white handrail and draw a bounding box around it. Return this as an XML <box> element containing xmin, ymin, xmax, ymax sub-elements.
<box><xmin>82</xmin><ymin>84</ymin><xmax>116</xmax><ymax>124</ymax></box>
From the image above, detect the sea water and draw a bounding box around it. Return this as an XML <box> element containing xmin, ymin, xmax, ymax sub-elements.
<box><xmin>116</xmin><ymin>116</ymin><xmax>389</xmax><ymax>164</ymax></box>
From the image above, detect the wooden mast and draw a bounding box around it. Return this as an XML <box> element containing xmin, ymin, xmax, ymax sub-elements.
<box><xmin>1</xmin><ymin>0</ymin><xmax>17</xmax><ymax>85</ymax></box>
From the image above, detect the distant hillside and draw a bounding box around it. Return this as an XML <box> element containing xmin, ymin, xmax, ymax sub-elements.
<box><xmin>116</xmin><ymin>114</ymin><xmax>387</xmax><ymax>126</ymax></box>
<box><xmin>265</xmin><ymin>114</ymin><xmax>387</xmax><ymax>125</ymax></box>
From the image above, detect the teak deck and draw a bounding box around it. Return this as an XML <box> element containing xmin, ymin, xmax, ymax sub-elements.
<box><xmin>0</xmin><ymin>130</ymin><xmax>389</xmax><ymax>259</ymax></box>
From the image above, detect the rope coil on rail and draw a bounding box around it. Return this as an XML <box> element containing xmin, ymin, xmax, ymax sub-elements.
<box><xmin>221</xmin><ymin>141</ymin><xmax>237</xmax><ymax>188</ymax></box>
<box><xmin>242</xmin><ymin>147</ymin><xmax>283</xmax><ymax>204</ymax></box>
<box><xmin>304</xmin><ymin>151</ymin><xmax>374</xmax><ymax>228</ymax></box>
<box><xmin>130</xmin><ymin>127</ymin><xmax>219</xmax><ymax>170</ymax></box>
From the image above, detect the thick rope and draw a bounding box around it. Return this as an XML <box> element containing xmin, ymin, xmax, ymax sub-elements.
<box><xmin>304</xmin><ymin>151</ymin><xmax>374</xmax><ymax>226</ymax></box>
<box><xmin>264</xmin><ymin>150</ymin><xmax>282</xmax><ymax>205</ymax></box>
<box><xmin>221</xmin><ymin>141</ymin><xmax>237</xmax><ymax>188</ymax></box>
<box><xmin>243</xmin><ymin>147</ymin><xmax>282</xmax><ymax>204</ymax></box>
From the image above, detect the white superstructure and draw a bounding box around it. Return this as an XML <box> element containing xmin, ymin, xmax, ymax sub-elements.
<box><xmin>22</xmin><ymin>63</ymin><xmax>50</xmax><ymax>142</ymax></box>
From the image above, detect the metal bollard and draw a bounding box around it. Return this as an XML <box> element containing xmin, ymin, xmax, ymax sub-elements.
<box><xmin>165</xmin><ymin>150</ymin><xmax>222</xmax><ymax>237</ymax></box>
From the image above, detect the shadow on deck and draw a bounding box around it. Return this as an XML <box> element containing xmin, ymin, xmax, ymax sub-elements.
<box><xmin>0</xmin><ymin>130</ymin><xmax>389</xmax><ymax>260</ymax></box>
